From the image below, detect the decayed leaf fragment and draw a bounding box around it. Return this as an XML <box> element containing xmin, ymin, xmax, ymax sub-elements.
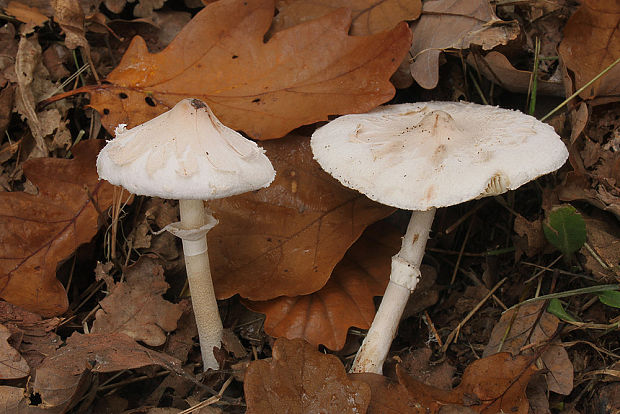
<box><xmin>244</xmin><ymin>221</ymin><xmax>399</xmax><ymax>350</ymax></box>
<box><xmin>92</xmin><ymin>256</ymin><xmax>184</xmax><ymax>347</ymax></box>
<box><xmin>244</xmin><ymin>338</ymin><xmax>371</xmax><ymax>414</ymax></box>
<box><xmin>409</xmin><ymin>0</ymin><xmax>520</xmax><ymax>89</ymax></box>
<box><xmin>85</xmin><ymin>0</ymin><xmax>412</xmax><ymax>139</ymax></box>
<box><xmin>271</xmin><ymin>0</ymin><xmax>421</xmax><ymax>36</ymax></box>
<box><xmin>558</xmin><ymin>0</ymin><xmax>620</xmax><ymax>100</ymax></box>
<box><xmin>0</xmin><ymin>140</ymin><xmax>116</xmax><ymax>317</ymax></box>
<box><xmin>209</xmin><ymin>135</ymin><xmax>395</xmax><ymax>301</ymax></box>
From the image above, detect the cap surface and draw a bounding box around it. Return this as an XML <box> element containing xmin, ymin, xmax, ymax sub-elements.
<box><xmin>311</xmin><ymin>101</ymin><xmax>568</xmax><ymax>210</ymax></box>
<box><xmin>97</xmin><ymin>99</ymin><xmax>275</xmax><ymax>200</ymax></box>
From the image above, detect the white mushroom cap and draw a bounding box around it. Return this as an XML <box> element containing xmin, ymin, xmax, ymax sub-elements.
<box><xmin>311</xmin><ymin>101</ymin><xmax>568</xmax><ymax>211</ymax></box>
<box><xmin>97</xmin><ymin>99</ymin><xmax>275</xmax><ymax>200</ymax></box>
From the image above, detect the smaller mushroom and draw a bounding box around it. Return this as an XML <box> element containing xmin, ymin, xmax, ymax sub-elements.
<box><xmin>97</xmin><ymin>98</ymin><xmax>275</xmax><ymax>370</ymax></box>
<box><xmin>310</xmin><ymin>101</ymin><xmax>568</xmax><ymax>374</ymax></box>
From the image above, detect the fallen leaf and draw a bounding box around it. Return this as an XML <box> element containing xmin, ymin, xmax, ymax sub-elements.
<box><xmin>0</xmin><ymin>300</ymin><xmax>61</xmax><ymax>369</ymax></box>
<box><xmin>579</xmin><ymin>215</ymin><xmax>620</xmax><ymax>280</ymax></box>
<box><xmin>32</xmin><ymin>332</ymin><xmax>182</xmax><ymax>411</ymax></box>
<box><xmin>82</xmin><ymin>0</ymin><xmax>411</xmax><ymax>139</ymax></box>
<box><xmin>513</xmin><ymin>213</ymin><xmax>546</xmax><ymax>258</ymax></box>
<box><xmin>397</xmin><ymin>348</ymin><xmax>454</xmax><ymax>391</ymax></box>
<box><xmin>52</xmin><ymin>0</ymin><xmax>88</xmax><ymax>49</ymax></box>
<box><xmin>244</xmin><ymin>338</ymin><xmax>371</xmax><ymax>413</ymax></box>
<box><xmin>410</xmin><ymin>0</ymin><xmax>520</xmax><ymax>89</ymax></box>
<box><xmin>467</xmin><ymin>51</ymin><xmax>564</xmax><ymax>96</ymax></box>
<box><xmin>396</xmin><ymin>353</ymin><xmax>537</xmax><ymax>414</ymax></box>
<box><xmin>3</xmin><ymin>1</ymin><xmax>49</xmax><ymax>30</ymax></box>
<box><xmin>0</xmin><ymin>324</ymin><xmax>29</xmax><ymax>379</ymax></box>
<box><xmin>558</xmin><ymin>0</ymin><xmax>620</xmax><ymax>101</ymax></box>
<box><xmin>558</xmin><ymin>171</ymin><xmax>620</xmax><ymax>221</ymax></box>
<box><xmin>0</xmin><ymin>386</ymin><xmax>26</xmax><ymax>412</ymax></box>
<box><xmin>271</xmin><ymin>0</ymin><xmax>421</xmax><ymax>36</ymax></box>
<box><xmin>0</xmin><ymin>140</ymin><xmax>116</xmax><ymax>316</ymax></box>
<box><xmin>351</xmin><ymin>373</ymin><xmax>424</xmax><ymax>413</ymax></box>
<box><xmin>483</xmin><ymin>302</ymin><xmax>573</xmax><ymax>395</ymax></box>
<box><xmin>92</xmin><ymin>256</ymin><xmax>184</xmax><ymax>347</ymax></box>
<box><xmin>244</xmin><ymin>221</ymin><xmax>399</xmax><ymax>350</ymax></box>
<box><xmin>209</xmin><ymin>135</ymin><xmax>395</xmax><ymax>301</ymax></box>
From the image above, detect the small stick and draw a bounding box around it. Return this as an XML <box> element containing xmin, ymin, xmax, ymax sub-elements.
<box><xmin>423</xmin><ymin>310</ymin><xmax>443</xmax><ymax>347</ymax></box>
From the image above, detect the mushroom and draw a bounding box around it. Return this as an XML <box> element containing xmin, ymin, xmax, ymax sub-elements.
<box><xmin>97</xmin><ymin>98</ymin><xmax>275</xmax><ymax>370</ymax></box>
<box><xmin>310</xmin><ymin>101</ymin><xmax>568</xmax><ymax>373</ymax></box>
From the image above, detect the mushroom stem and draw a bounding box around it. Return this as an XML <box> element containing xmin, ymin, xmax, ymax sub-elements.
<box><xmin>178</xmin><ymin>199</ymin><xmax>223</xmax><ymax>371</ymax></box>
<box><xmin>351</xmin><ymin>208</ymin><xmax>436</xmax><ymax>374</ymax></box>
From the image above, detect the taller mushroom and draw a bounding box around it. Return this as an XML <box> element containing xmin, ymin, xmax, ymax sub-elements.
<box><xmin>311</xmin><ymin>101</ymin><xmax>568</xmax><ymax>373</ymax></box>
<box><xmin>97</xmin><ymin>98</ymin><xmax>275</xmax><ymax>370</ymax></box>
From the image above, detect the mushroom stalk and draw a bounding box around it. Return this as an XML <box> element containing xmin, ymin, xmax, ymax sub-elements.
<box><xmin>351</xmin><ymin>208</ymin><xmax>436</xmax><ymax>374</ymax></box>
<box><xmin>178</xmin><ymin>199</ymin><xmax>223</xmax><ymax>371</ymax></box>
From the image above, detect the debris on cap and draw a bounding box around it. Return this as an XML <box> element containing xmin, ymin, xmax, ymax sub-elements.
<box><xmin>311</xmin><ymin>101</ymin><xmax>568</xmax><ymax>211</ymax></box>
<box><xmin>97</xmin><ymin>99</ymin><xmax>275</xmax><ymax>200</ymax></box>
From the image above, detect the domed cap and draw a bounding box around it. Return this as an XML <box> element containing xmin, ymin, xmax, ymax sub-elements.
<box><xmin>97</xmin><ymin>99</ymin><xmax>276</xmax><ymax>200</ymax></box>
<box><xmin>311</xmin><ymin>101</ymin><xmax>568</xmax><ymax>211</ymax></box>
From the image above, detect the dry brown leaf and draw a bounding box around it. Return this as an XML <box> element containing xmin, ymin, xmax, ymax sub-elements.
<box><xmin>244</xmin><ymin>338</ymin><xmax>371</xmax><ymax>413</ymax></box>
<box><xmin>79</xmin><ymin>0</ymin><xmax>411</xmax><ymax>140</ymax></box>
<box><xmin>558</xmin><ymin>171</ymin><xmax>620</xmax><ymax>221</ymax></box>
<box><xmin>52</xmin><ymin>0</ymin><xmax>88</xmax><ymax>49</ymax></box>
<box><xmin>271</xmin><ymin>0</ymin><xmax>421</xmax><ymax>36</ymax></box>
<box><xmin>513</xmin><ymin>214</ymin><xmax>546</xmax><ymax>258</ymax></box>
<box><xmin>0</xmin><ymin>301</ymin><xmax>61</xmax><ymax>369</ymax></box>
<box><xmin>580</xmin><ymin>215</ymin><xmax>620</xmax><ymax>280</ymax></box>
<box><xmin>209</xmin><ymin>135</ymin><xmax>394</xmax><ymax>301</ymax></box>
<box><xmin>92</xmin><ymin>256</ymin><xmax>184</xmax><ymax>347</ymax></box>
<box><xmin>0</xmin><ymin>386</ymin><xmax>26</xmax><ymax>412</ymax></box>
<box><xmin>244</xmin><ymin>221</ymin><xmax>399</xmax><ymax>350</ymax></box>
<box><xmin>0</xmin><ymin>140</ymin><xmax>116</xmax><ymax>316</ymax></box>
<box><xmin>395</xmin><ymin>353</ymin><xmax>537</xmax><ymax>414</ymax></box>
<box><xmin>0</xmin><ymin>324</ymin><xmax>29</xmax><ymax>379</ymax></box>
<box><xmin>397</xmin><ymin>348</ymin><xmax>454</xmax><ymax>391</ymax></box>
<box><xmin>558</xmin><ymin>0</ymin><xmax>620</xmax><ymax>101</ymax></box>
<box><xmin>410</xmin><ymin>0</ymin><xmax>520</xmax><ymax>89</ymax></box>
<box><xmin>351</xmin><ymin>373</ymin><xmax>424</xmax><ymax>413</ymax></box>
<box><xmin>31</xmin><ymin>332</ymin><xmax>182</xmax><ymax>411</ymax></box>
<box><xmin>483</xmin><ymin>302</ymin><xmax>573</xmax><ymax>395</ymax></box>
<box><xmin>3</xmin><ymin>1</ymin><xmax>49</xmax><ymax>30</ymax></box>
<box><xmin>467</xmin><ymin>51</ymin><xmax>564</xmax><ymax>96</ymax></box>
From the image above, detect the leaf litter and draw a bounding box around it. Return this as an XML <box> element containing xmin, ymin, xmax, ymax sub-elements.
<box><xmin>1</xmin><ymin>0</ymin><xmax>619</xmax><ymax>412</ymax></box>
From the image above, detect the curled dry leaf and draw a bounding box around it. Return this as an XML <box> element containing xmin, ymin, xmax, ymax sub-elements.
<box><xmin>558</xmin><ymin>0</ymin><xmax>620</xmax><ymax>101</ymax></box>
<box><xmin>92</xmin><ymin>256</ymin><xmax>184</xmax><ymax>347</ymax></box>
<box><xmin>244</xmin><ymin>221</ymin><xmax>399</xmax><ymax>351</ymax></box>
<box><xmin>52</xmin><ymin>0</ymin><xmax>88</xmax><ymax>49</ymax></box>
<box><xmin>0</xmin><ymin>324</ymin><xmax>29</xmax><ymax>380</ymax></box>
<box><xmin>244</xmin><ymin>338</ymin><xmax>371</xmax><ymax>414</ymax></box>
<box><xmin>467</xmin><ymin>51</ymin><xmax>564</xmax><ymax>96</ymax></box>
<box><xmin>81</xmin><ymin>0</ymin><xmax>411</xmax><ymax>139</ymax></box>
<box><xmin>0</xmin><ymin>140</ymin><xmax>116</xmax><ymax>316</ymax></box>
<box><xmin>271</xmin><ymin>0</ymin><xmax>421</xmax><ymax>36</ymax></box>
<box><xmin>410</xmin><ymin>0</ymin><xmax>520</xmax><ymax>89</ymax></box>
<box><xmin>209</xmin><ymin>135</ymin><xmax>395</xmax><ymax>301</ymax></box>
<box><xmin>483</xmin><ymin>302</ymin><xmax>573</xmax><ymax>395</ymax></box>
<box><xmin>31</xmin><ymin>332</ymin><xmax>182</xmax><ymax>411</ymax></box>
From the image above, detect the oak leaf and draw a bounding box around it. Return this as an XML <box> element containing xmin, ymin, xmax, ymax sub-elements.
<box><xmin>558</xmin><ymin>0</ymin><xmax>620</xmax><ymax>101</ymax></box>
<box><xmin>208</xmin><ymin>135</ymin><xmax>395</xmax><ymax>301</ymax></box>
<box><xmin>244</xmin><ymin>338</ymin><xmax>371</xmax><ymax>414</ymax></box>
<box><xmin>31</xmin><ymin>332</ymin><xmax>182</xmax><ymax>411</ymax></box>
<box><xmin>91</xmin><ymin>256</ymin><xmax>184</xmax><ymax>347</ymax></box>
<box><xmin>0</xmin><ymin>140</ymin><xmax>116</xmax><ymax>317</ymax></box>
<box><xmin>244</xmin><ymin>222</ymin><xmax>399</xmax><ymax>350</ymax></box>
<box><xmin>82</xmin><ymin>0</ymin><xmax>411</xmax><ymax>139</ymax></box>
<box><xmin>271</xmin><ymin>0</ymin><xmax>421</xmax><ymax>36</ymax></box>
<box><xmin>409</xmin><ymin>0</ymin><xmax>520</xmax><ymax>89</ymax></box>
<box><xmin>353</xmin><ymin>353</ymin><xmax>536</xmax><ymax>413</ymax></box>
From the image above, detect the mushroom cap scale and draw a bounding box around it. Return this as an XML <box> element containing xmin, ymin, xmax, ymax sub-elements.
<box><xmin>97</xmin><ymin>99</ymin><xmax>275</xmax><ymax>200</ymax></box>
<box><xmin>311</xmin><ymin>101</ymin><xmax>568</xmax><ymax>211</ymax></box>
